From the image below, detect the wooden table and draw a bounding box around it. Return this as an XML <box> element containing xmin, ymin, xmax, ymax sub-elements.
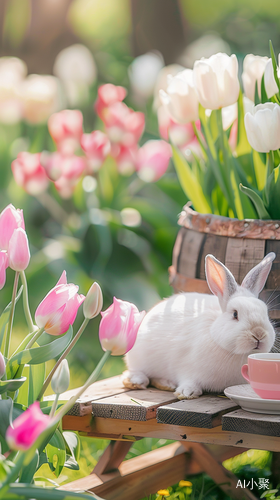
<box><xmin>54</xmin><ymin>375</ymin><xmax>280</xmax><ymax>500</ymax></box>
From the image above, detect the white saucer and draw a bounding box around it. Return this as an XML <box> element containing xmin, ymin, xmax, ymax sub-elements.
<box><xmin>224</xmin><ymin>384</ymin><xmax>280</xmax><ymax>414</ymax></box>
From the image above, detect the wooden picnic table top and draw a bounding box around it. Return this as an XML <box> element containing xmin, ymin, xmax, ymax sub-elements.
<box><xmin>50</xmin><ymin>375</ymin><xmax>280</xmax><ymax>452</ymax></box>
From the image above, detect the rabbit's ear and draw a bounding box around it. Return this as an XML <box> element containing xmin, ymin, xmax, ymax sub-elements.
<box><xmin>205</xmin><ymin>254</ymin><xmax>238</xmax><ymax>311</ymax></box>
<box><xmin>241</xmin><ymin>252</ymin><xmax>276</xmax><ymax>297</ymax></box>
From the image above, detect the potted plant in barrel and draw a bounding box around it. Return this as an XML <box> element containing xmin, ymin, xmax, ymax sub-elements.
<box><xmin>159</xmin><ymin>41</ymin><xmax>280</xmax><ymax>325</ymax></box>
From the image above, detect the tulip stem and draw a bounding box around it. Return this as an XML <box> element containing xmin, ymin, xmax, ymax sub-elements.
<box><xmin>25</xmin><ymin>327</ymin><xmax>45</xmax><ymax>350</ymax></box>
<box><xmin>49</xmin><ymin>393</ymin><xmax>59</xmax><ymax>419</ymax></box>
<box><xmin>20</xmin><ymin>271</ymin><xmax>37</xmax><ymax>333</ymax></box>
<box><xmin>4</xmin><ymin>272</ymin><xmax>19</xmax><ymax>359</ymax></box>
<box><xmin>0</xmin><ymin>451</ymin><xmax>25</xmax><ymax>496</ymax></box>
<box><xmin>266</xmin><ymin>151</ymin><xmax>274</xmax><ymax>180</ymax></box>
<box><xmin>54</xmin><ymin>349</ymin><xmax>111</xmax><ymax>422</ymax></box>
<box><xmin>37</xmin><ymin>318</ymin><xmax>89</xmax><ymax>401</ymax></box>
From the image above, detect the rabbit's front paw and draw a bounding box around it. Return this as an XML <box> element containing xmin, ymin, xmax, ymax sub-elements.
<box><xmin>174</xmin><ymin>383</ymin><xmax>203</xmax><ymax>400</ymax></box>
<box><xmin>122</xmin><ymin>370</ymin><xmax>149</xmax><ymax>390</ymax></box>
<box><xmin>150</xmin><ymin>378</ymin><xmax>176</xmax><ymax>392</ymax></box>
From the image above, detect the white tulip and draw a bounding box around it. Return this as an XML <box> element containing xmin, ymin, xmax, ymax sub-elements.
<box><xmin>21</xmin><ymin>75</ymin><xmax>63</xmax><ymax>124</ymax></box>
<box><xmin>244</xmin><ymin>102</ymin><xmax>280</xmax><ymax>153</ymax></box>
<box><xmin>222</xmin><ymin>96</ymin><xmax>254</xmax><ymax>130</ymax></box>
<box><xmin>264</xmin><ymin>57</ymin><xmax>280</xmax><ymax>98</ymax></box>
<box><xmin>153</xmin><ymin>63</ymin><xmax>184</xmax><ymax>110</ymax></box>
<box><xmin>128</xmin><ymin>52</ymin><xmax>164</xmax><ymax>99</ymax></box>
<box><xmin>193</xmin><ymin>53</ymin><xmax>240</xmax><ymax>110</ymax></box>
<box><xmin>51</xmin><ymin>360</ymin><xmax>70</xmax><ymax>395</ymax></box>
<box><xmin>0</xmin><ymin>57</ymin><xmax>27</xmax><ymax>124</ymax></box>
<box><xmin>53</xmin><ymin>44</ymin><xmax>97</xmax><ymax>106</ymax></box>
<box><xmin>242</xmin><ymin>54</ymin><xmax>269</xmax><ymax>102</ymax></box>
<box><xmin>159</xmin><ymin>69</ymin><xmax>199</xmax><ymax>124</ymax></box>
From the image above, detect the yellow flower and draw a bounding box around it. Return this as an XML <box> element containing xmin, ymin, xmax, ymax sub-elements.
<box><xmin>179</xmin><ymin>480</ymin><xmax>192</xmax><ymax>487</ymax></box>
<box><xmin>157</xmin><ymin>490</ymin><xmax>170</xmax><ymax>497</ymax></box>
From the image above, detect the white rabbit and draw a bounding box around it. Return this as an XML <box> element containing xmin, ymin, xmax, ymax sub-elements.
<box><xmin>122</xmin><ymin>252</ymin><xmax>276</xmax><ymax>399</ymax></box>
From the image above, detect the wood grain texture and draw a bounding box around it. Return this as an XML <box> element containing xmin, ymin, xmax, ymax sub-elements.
<box><xmin>62</xmin><ymin>415</ymin><xmax>280</xmax><ymax>452</ymax></box>
<box><xmin>172</xmin><ymin>227</ymin><xmax>186</xmax><ymax>270</ymax></box>
<box><xmin>225</xmin><ymin>238</ymin><xmax>265</xmax><ymax>284</ymax></box>
<box><xmin>44</xmin><ymin>375</ymin><xmax>128</xmax><ymax>416</ymax></box>
<box><xmin>177</xmin><ymin>229</ymin><xmax>204</xmax><ymax>278</ymax></box>
<box><xmin>157</xmin><ymin>396</ymin><xmax>239</xmax><ymax>428</ymax></box>
<box><xmin>58</xmin><ymin>442</ymin><xmax>202</xmax><ymax>500</ymax></box>
<box><xmin>266</xmin><ymin>240</ymin><xmax>280</xmax><ymax>290</ymax></box>
<box><xmin>222</xmin><ymin>409</ymin><xmax>280</xmax><ymax>437</ymax></box>
<box><xmin>168</xmin><ymin>268</ymin><xmax>210</xmax><ymax>294</ymax></box>
<box><xmin>179</xmin><ymin>205</ymin><xmax>280</xmax><ymax>240</ymax></box>
<box><xmin>198</xmin><ymin>233</ymin><xmax>228</xmax><ymax>281</ymax></box>
<box><xmin>92</xmin><ymin>388</ymin><xmax>177</xmax><ymax>421</ymax></box>
<box><xmin>93</xmin><ymin>441</ymin><xmax>132</xmax><ymax>476</ymax></box>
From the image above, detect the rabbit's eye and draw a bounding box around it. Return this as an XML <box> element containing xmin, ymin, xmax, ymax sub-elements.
<box><xmin>233</xmin><ymin>310</ymin><xmax>238</xmax><ymax>320</ymax></box>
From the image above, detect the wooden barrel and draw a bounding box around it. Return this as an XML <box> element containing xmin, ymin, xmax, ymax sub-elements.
<box><xmin>169</xmin><ymin>205</ymin><xmax>280</xmax><ymax>327</ymax></box>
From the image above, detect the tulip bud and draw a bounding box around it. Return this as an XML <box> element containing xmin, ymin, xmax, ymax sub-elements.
<box><xmin>136</xmin><ymin>140</ymin><xmax>172</xmax><ymax>182</ymax></box>
<box><xmin>11</xmin><ymin>152</ymin><xmax>49</xmax><ymax>196</ymax></box>
<box><xmin>0</xmin><ymin>204</ymin><xmax>25</xmax><ymax>251</ymax></box>
<box><xmin>0</xmin><ymin>352</ymin><xmax>5</xmax><ymax>379</ymax></box>
<box><xmin>99</xmin><ymin>297</ymin><xmax>145</xmax><ymax>356</ymax></box>
<box><xmin>160</xmin><ymin>69</ymin><xmax>199</xmax><ymax>124</ymax></box>
<box><xmin>264</xmin><ymin>58</ymin><xmax>280</xmax><ymax>99</ymax></box>
<box><xmin>0</xmin><ymin>251</ymin><xmax>8</xmax><ymax>290</ymax></box>
<box><xmin>51</xmin><ymin>359</ymin><xmax>70</xmax><ymax>394</ymax></box>
<box><xmin>244</xmin><ymin>103</ymin><xmax>280</xmax><ymax>153</ymax></box>
<box><xmin>81</xmin><ymin>131</ymin><xmax>111</xmax><ymax>173</ymax></box>
<box><xmin>128</xmin><ymin>52</ymin><xmax>164</xmax><ymax>99</ymax></box>
<box><xmin>242</xmin><ymin>54</ymin><xmax>269</xmax><ymax>102</ymax></box>
<box><xmin>6</xmin><ymin>401</ymin><xmax>50</xmax><ymax>451</ymax></box>
<box><xmin>8</xmin><ymin>228</ymin><xmax>30</xmax><ymax>272</ymax></box>
<box><xmin>193</xmin><ymin>53</ymin><xmax>240</xmax><ymax>110</ymax></box>
<box><xmin>83</xmin><ymin>282</ymin><xmax>103</xmax><ymax>319</ymax></box>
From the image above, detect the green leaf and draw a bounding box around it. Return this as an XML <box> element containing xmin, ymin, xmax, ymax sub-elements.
<box><xmin>6</xmin><ymin>484</ymin><xmax>103</xmax><ymax>499</ymax></box>
<box><xmin>198</xmin><ymin>104</ymin><xmax>217</xmax><ymax>159</ymax></box>
<box><xmin>254</xmin><ymin>79</ymin><xmax>260</xmax><ymax>105</ymax></box>
<box><xmin>270</xmin><ymin>40</ymin><xmax>280</xmax><ymax>93</ymax></box>
<box><xmin>171</xmin><ymin>146</ymin><xmax>211</xmax><ymax>213</ymax></box>
<box><xmin>239</xmin><ymin>184</ymin><xmax>271</xmax><ymax>219</ymax></box>
<box><xmin>261</xmin><ymin>73</ymin><xmax>268</xmax><ymax>103</ymax></box>
<box><xmin>46</xmin><ymin>429</ymin><xmax>66</xmax><ymax>478</ymax></box>
<box><xmin>28</xmin><ymin>362</ymin><xmax>46</xmax><ymax>405</ymax></box>
<box><xmin>63</xmin><ymin>431</ymin><xmax>80</xmax><ymax>461</ymax></box>
<box><xmin>253</xmin><ymin>150</ymin><xmax>266</xmax><ymax>191</ymax></box>
<box><xmin>0</xmin><ymin>377</ymin><xmax>26</xmax><ymax>395</ymax></box>
<box><xmin>235</xmin><ymin>90</ymin><xmax>251</xmax><ymax>156</ymax></box>
<box><xmin>0</xmin><ymin>399</ymin><xmax>25</xmax><ymax>439</ymax></box>
<box><xmin>6</xmin><ymin>326</ymin><xmax>73</xmax><ymax>379</ymax></box>
<box><xmin>264</xmin><ymin>164</ymin><xmax>280</xmax><ymax>218</ymax></box>
<box><xmin>0</xmin><ymin>286</ymin><xmax>23</xmax><ymax>351</ymax></box>
<box><xmin>19</xmin><ymin>449</ymin><xmax>39</xmax><ymax>484</ymax></box>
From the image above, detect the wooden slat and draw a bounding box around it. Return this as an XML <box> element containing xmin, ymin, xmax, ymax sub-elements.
<box><xmin>168</xmin><ymin>268</ymin><xmax>210</xmax><ymax>294</ymax></box>
<box><xmin>58</xmin><ymin>442</ymin><xmax>202</xmax><ymax>500</ymax></box>
<box><xmin>44</xmin><ymin>375</ymin><xmax>128</xmax><ymax>416</ymax></box>
<box><xmin>225</xmin><ymin>238</ymin><xmax>265</xmax><ymax>284</ymax></box>
<box><xmin>198</xmin><ymin>233</ymin><xmax>228</xmax><ymax>281</ymax></box>
<box><xmin>172</xmin><ymin>227</ymin><xmax>186</xmax><ymax>270</ymax></box>
<box><xmin>62</xmin><ymin>415</ymin><xmax>280</xmax><ymax>452</ymax></box>
<box><xmin>222</xmin><ymin>409</ymin><xmax>280</xmax><ymax>437</ymax></box>
<box><xmin>177</xmin><ymin>229</ymin><xmax>204</xmax><ymax>278</ymax></box>
<box><xmin>266</xmin><ymin>240</ymin><xmax>280</xmax><ymax>290</ymax></box>
<box><xmin>157</xmin><ymin>395</ymin><xmax>239</xmax><ymax>428</ymax></box>
<box><xmin>92</xmin><ymin>388</ymin><xmax>177</xmax><ymax>421</ymax></box>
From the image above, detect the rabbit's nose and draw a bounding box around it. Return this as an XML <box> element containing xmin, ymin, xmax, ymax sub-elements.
<box><xmin>251</xmin><ymin>327</ymin><xmax>266</xmax><ymax>339</ymax></box>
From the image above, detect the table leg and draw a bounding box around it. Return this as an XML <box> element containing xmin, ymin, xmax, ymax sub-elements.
<box><xmin>181</xmin><ymin>442</ymin><xmax>259</xmax><ymax>500</ymax></box>
<box><xmin>93</xmin><ymin>440</ymin><xmax>133</xmax><ymax>476</ymax></box>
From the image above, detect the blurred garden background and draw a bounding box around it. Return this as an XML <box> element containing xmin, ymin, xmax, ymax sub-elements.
<box><xmin>0</xmin><ymin>0</ymin><xmax>280</xmax><ymax>496</ymax></box>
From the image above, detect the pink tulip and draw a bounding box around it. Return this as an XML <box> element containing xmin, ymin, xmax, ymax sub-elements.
<box><xmin>99</xmin><ymin>297</ymin><xmax>145</xmax><ymax>356</ymax></box>
<box><xmin>35</xmin><ymin>270</ymin><xmax>85</xmax><ymax>335</ymax></box>
<box><xmin>0</xmin><ymin>251</ymin><xmax>8</xmax><ymax>290</ymax></box>
<box><xmin>48</xmin><ymin>109</ymin><xmax>83</xmax><ymax>155</ymax></box>
<box><xmin>81</xmin><ymin>130</ymin><xmax>111</xmax><ymax>172</ymax></box>
<box><xmin>157</xmin><ymin>105</ymin><xmax>199</xmax><ymax>148</ymax></box>
<box><xmin>40</xmin><ymin>151</ymin><xmax>63</xmax><ymax>181</ymax></box>
<box><xmin>11</xmin><ymin>152</ymin><xmax>49</xmax><ymax>195</ymax></box>
<box><xmin>111</xmin><ymin>144</ymin><xmax>138</xmax><ymax>175</ymax></box>
<box><xmin>103</xmin><ymin>102</ymin><xmax>145</xmax><ymax>147</ymax></box>
<box><xmin>6</xmin><ymin>402</ymin><xmax>50</xmax><ymax>451</ymax></box>
<box><xmin>0</xmin><ymin>204</ymin><xmax>25</xmax><ymax>251</ymax></box>
<box><xmin>8</xmin><ymin>228</ymin><xmax>30</xmax><ymax>271</ymax></box>
<box><xmin>54</xmin><ymin>155</ymin><xmax>86</xmax><ymax>198</ymax></box>
<box><xmin>136</xmin><ymin>140</ymin><xmax>172</xmax><ymax>182</ymax></box>
<box><xmin>95</xmin><ymin>83</ymin><xmax>127</xmax><ymax>120</ymax></box>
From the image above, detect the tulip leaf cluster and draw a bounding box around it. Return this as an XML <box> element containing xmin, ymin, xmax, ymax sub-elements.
<box><xmin>168</xmin><ymin>41</ymin><xmax>280</xmax><ymax>220</ymax></box>
<box><xmin>0</xmin><ymin>202</ymin><xmax>145</xmax><ymax>497</ymax></box>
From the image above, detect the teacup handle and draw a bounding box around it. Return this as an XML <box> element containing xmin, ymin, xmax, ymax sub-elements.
<box><xmin>241</xmin><ymin>364</ymin><xmax>250</xmax><ymax>382</ymax></box>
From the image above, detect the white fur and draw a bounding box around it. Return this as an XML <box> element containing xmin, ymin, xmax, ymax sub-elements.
<box><xmin>123</xmin><ymin>253</ymin><xmax>276</xmax><ymax>399</ymax></box>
